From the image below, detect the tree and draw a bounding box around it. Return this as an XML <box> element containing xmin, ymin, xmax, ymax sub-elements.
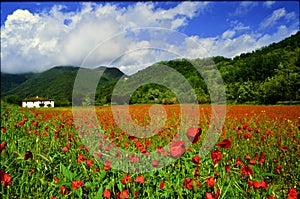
<box><xmin>4</xmin><ymin>94</ymin><xmax>21</xmax><ymax>106</ymax></box>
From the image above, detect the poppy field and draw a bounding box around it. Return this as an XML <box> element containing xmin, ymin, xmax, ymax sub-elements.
<box><xmin>1</xmin><ymin>103</ymin><xmax>299</xmax><ymax>199</ymax></box>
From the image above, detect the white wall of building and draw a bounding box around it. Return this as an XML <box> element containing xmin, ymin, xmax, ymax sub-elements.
<box><xmin>22</xmin><ymin>100</ymin><xmax>54</xmax><ymax>108</ymax></box>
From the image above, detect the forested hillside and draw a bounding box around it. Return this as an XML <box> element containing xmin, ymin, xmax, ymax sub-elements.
<box><xmin>109</xmin><ymin>31</ymin><xmax>300</xmax><ymax>105</ymax></box>
<box><xmin>2</xmin><ymin>66</ymin><xmax>125</xmax><ymax>106</ymax></box>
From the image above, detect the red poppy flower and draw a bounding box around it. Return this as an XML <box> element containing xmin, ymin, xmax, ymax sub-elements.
<box><xmin>28</xmin><ymin>168</ymin><xmax>35</xmax><ymax>175</ymax></box>
<box><xmin>54</xmin><ymin>177</ymin><xmax>59</xmax><ymax>184</ymax></box>
<box><xmin>86</xmin><ymin>159</ymin><xmax>93</xmax><ymax>167</ymax></box>
<box><xmin>250</xmin><ymin>159</ymin><xmax>256</xmax><ymax>165</ymax></box>
<box><xmin>205</xmin><ymin>188</ymin><xmax>220</xmax><ymax>199</ymax></box>
<box><xmin>279</xmin><ymin>145</ymin><xmax>289</xmax><ymax>152</ymax></box>
<box><xmin>103</xmin><ymin>189</ymin><xmax>111</xmax><ymax>198</ymax></box>
<box><xmin>121</xmin><ymin>174</ymin><xmax>131</xmax><ymax>184</ymax></box>
<box><xmin>116</xmin><ymin>190</ymin><xmax>129</xmax><ymax>199</ymax></box>
<box><xmin>186</xmin><ymin>128</ymin><xmax>202</xmax><ymax>144</ymax></box>
<box><xmin>248</xmin><ymin>180</ymin><xmax>253</xmax><ymax>187</ymax></box>
<box><xmin>78</xmin><ymin>154</ymin><xmax>86</xmax><ymax>164</ymax></box>
<box><xmin>50</xmin><ymin>197</ymin><xmax>57</xmax><ymax>199</ymax></box>
<box><xmin>288</xmin><ymin>188</ymin><xmax>298</xmax><ymax>199</ymax></box>
<box><xmin>72</xmin><ymin>180</ymin><xmax>84</xmax><ymax>190</ymax></box>
<box><xmin>225</xmin><ymin>165</ymin><xmax>230</xmax><ymax>173</ymax></box>
<box><xmin>267</xmin><ymin>196</ymin><xmax>275</xmax><ymax>199</ymax></box>
<box><xmin>236</xmin><ymin>157</ymin><xmax>242</xmax><ymax>166</ymax></box>
<box><xmin>156</xmin><ymin>146</ymin><xmax>165</xmax><ymax>154</ymax></box>
<box><xmin>152</xmin><ymin>160</ymin><xmax>159</xmax><ymax>167</ymax></box>
<box><xmin>160</xmin><ymin>180</ymin><xmax>164</xmax><ymax>189</ymax></box>
<box><xmin>216</xmin><ymin>138</ymin><xmax>232</xmax><ymax>148</ymax></box>
<box><xmin>170</xmin><ymin>140</ymin><xmax>186</xmax><ymax>159</ymax></box>
<box><xmin>253</xmin><ymin>180</ymin><xmax>261</xmax><ymax>190</ymax></box>
<box><xmin>135</xmin><ymin>175</ymin><xmax>145</xmax><ymax>183</ymax></box>
<box><xmin>129</xmin><ymin>154</ymin><xmax>139</xmax><ymax>163</ymax></box>
<box><xmin>184</xmin><ymin>178</ymin><xmax>200</xmax><ymax>190</ymax></box>
<box><xmin>0</xmin><ymin>142</ymin><xmax>7</xmax><ymax>153</ymax></box>
<box><xmin>211</xmin><ymin>150</ymin><xmax>222</xmax><ymax>165</ymax></box>
<box><xmin>241</xmin><ymin>165</ymin><xmax>253</xmax><ymax>176</ymax></box>
<box><xmin>206</xmin><ymin>177</ymin><xmax>215</xmax><ymax>188</ymax></box>
<box><xmin>0</xmin><ymin>170</ymin><xmax>12</xmax><ymax>186</ymax></box>
<box><xmin>261</xmin><ymin>179</ymin><xmax>268</xmax><ymax>189</ymax></box>
<box><xmin>60</xmin><ymin>186</ymin><xmax>69</xmax><ymax>195</ymax></box>
<box><xmin>62</xmin><ymin>147</ymin><xmax>68</xmax><ymax>153</ymax></box>
<box><xmin>24</xmin><ymin>151</ymin><xmax>33</xmax><ymax>160</ymax></box>
<box><xmin>259</xmin><ymin>157</ymin><xmax>265</xmax><ymax>164</ymax></box>
<box><xmin>194</xmin><ymin>166</ymin><xmax>200</xmax><ymax>177</ymax></box>
<box><xmin>192</xmin><ymin>155</ymin><xmax>200</xmax><ymax>164</ymax></box>
<box><xmin>206</xmin><ymin>192</ymin><xmax>214</xmax><ymax>199</ymax></box>
<box><xmin>275</xmin><ymin>164</ymin><xmax>282</xmax><ymax>175</ymax></box>
<box><xmin>245</xmin><ymin>154</ymin><xmax>251</xmax><ymax>160</ymax></box>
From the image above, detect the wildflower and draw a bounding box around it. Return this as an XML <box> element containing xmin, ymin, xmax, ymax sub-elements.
<box><xmin>0</xmin><ymin>142</ymin><xmax>7</xmax><ymax>153</ymax></box>
<box><xmin>0</xmin><ymin>170</ymin><xmax>12</xmax><ymax>186</ymax></box>
<box><xmin>135</xmin><ymin>175</ymin><xmax>145</xmax><ymax>183</ymax></box>
<box><xmin>77</xmin><ymin>154</ymin><xmax>86</xmax><ymax>164</ymax></box>
<box><xmin>103</xmin><ymin>189</ymin><xmax>111</xmax><ymax>198</ymax></box>
<box><xmin>160</xmin><ymin>180</ymin><xmax>164</xmax><ymax>189</ymax></box>
<box><xmin>184</xmin><ymin>178</ymin><xmax>200</xmax><ymax>190</ymax></box>
<box><xmin>206</xmin><ymin>177</ymin><xmax>215</xmax><ymax>188</ymax></box>
<box><xmin>225</xmin><ymin>165</ymin><xmax>230</xmax><ymax>173</ymax></box>
<box><xmin>170</xmin><ymin>140</ymin><xmax>186</xmax><ymax>159</ymax></box>
<box><xmin>116</xmin><ymin>190</ymin><xmax>129</xmax><ymax>199</ymax></box>
<box><xmin>86</xmin><ymin>159</ymin><xmax>93</xmax><ymax>167</ymax></box>
<box><xmin>288</xmin><ymin>188</ymin><xmax>298</xmax><ymax>199</ymax></box>
<box><xmin>152</xmin><ymin>160</ymin><xmax>159</xmax><ymax>167</ymax></box>
<box><xmin>24</xmin><ymin>151</ymin><xmax>33</xmax><ymax>160</ymax></box>
<box><xmin>192</xmin><ymin>155</ymin><xmax>200</xmax><ymax>164</ymax></box>
<box><xmin>60</xmin><ymin>186</ymin><xmax>68</xmax><ymax>196</ymax></box>
<box><xmin>62</xmin><ymin>147</ymin><xmax>68</xmax><ymax>153</ymax></box>
<box><xmin>216</xmin><ymin>138</ymin><xmax>232</xmax><ymax>148</ymax></box>
<box><xmin>187</xmin><ymin>128</ymin><xmax>202</xmax><ymax>144</ymax></box>
<box><xmin>72</xmin><ymin>180</ymin><xmax>84</xmax><ymax>190</ymax></box>
<box><xmin>241</xmin><ymin>165</ymin><xmax>253</xmax><ymax>176</ymax></box>
<box><xmin>121</xmin><ymin>174</ymin><xmax>131</xmax><ymax>184</ymax></box>
<box><xmin>211</xmin><ymin>150</ymin><xmax>222</xmax><ymax>165</ymax></box>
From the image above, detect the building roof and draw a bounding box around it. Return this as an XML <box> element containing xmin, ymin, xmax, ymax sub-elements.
<box><xmin>22</xmin><ymin>96</ymin><xmax>54</xmax><ymax>102</ymax></box>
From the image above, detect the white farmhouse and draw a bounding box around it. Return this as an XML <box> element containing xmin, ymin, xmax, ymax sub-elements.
<box><xmin>22</xmin><ymin>96</ymin><xmax>54</xmax><ymax>108</ymax></box>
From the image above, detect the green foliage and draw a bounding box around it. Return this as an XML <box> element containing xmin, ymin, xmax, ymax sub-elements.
<box><xmin>3</xmin><ymin>94</ymin><xmax>22</xmax><ymax>106</ymax></box>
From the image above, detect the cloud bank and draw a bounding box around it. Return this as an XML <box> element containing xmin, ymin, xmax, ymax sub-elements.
<box><xmin>1</xmin><ymin>2</ymin><xmax>298</xmax><ymax>75</ymax></box>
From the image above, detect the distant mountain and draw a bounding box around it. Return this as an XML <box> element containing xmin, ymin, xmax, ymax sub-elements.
<box><xmin>1</xmin><ymin>72</ymin><xmax>34</xmax><ymax>95</ymax></box>
<box><xmin>1</xmin><ymin>66</ymin><xmax>125</xmax><ymax>106</ymax></box>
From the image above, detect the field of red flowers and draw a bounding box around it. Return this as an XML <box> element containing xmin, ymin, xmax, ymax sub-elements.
<box><xmin>1</xmin><ymin>103</ymin><xmax>299</xmax><ymax>198</ymax></box>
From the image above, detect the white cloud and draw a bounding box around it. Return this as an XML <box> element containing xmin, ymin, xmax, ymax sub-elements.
<box><xmin>222</xmin><ymin>30</ymin><xmax>236</xmax><ymax>39</ymax></box>
<box><xmin>263</xmin><ymin>1</ymin><xmax>276</xmax><ymax>8</ymax></box>
<box><xmin>259</xmin><ymin>8</ymin><xmax>296</xmax><ymax>29</ymax></box>
<box><xmin>207</xmin><ymin>25</ymin><xmax>298</xmax><ymax>58</ymax></box>
<box><xmin>231</xmin><ymin>2</ymin><xmax>258</xmax><ymax>16</ymax></box>
<box><xmin>260</xmin><ymin>8</ymin><xmax>286</xmax><ymax>29</ymax></box>
<box><xmin>1</xmin><ymin>2</ymin><xmax>209</xmax><ymax>74</ymax></box>
<box><xmin>0</xmin><ymin>2</ymin><xmax>298</xmax><ymax>76</ymax></box>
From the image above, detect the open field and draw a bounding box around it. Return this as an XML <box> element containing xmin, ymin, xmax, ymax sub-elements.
<box><xmin>1</xmin><ymin>104</ymin><xmax>299</xmax><ymax>198</ymax></box>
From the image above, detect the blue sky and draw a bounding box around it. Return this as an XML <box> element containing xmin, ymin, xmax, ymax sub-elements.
<box><xmin>1</xmin><ymin>1</ymin><xmax>299</xmax><ymax>74</ymax></box>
